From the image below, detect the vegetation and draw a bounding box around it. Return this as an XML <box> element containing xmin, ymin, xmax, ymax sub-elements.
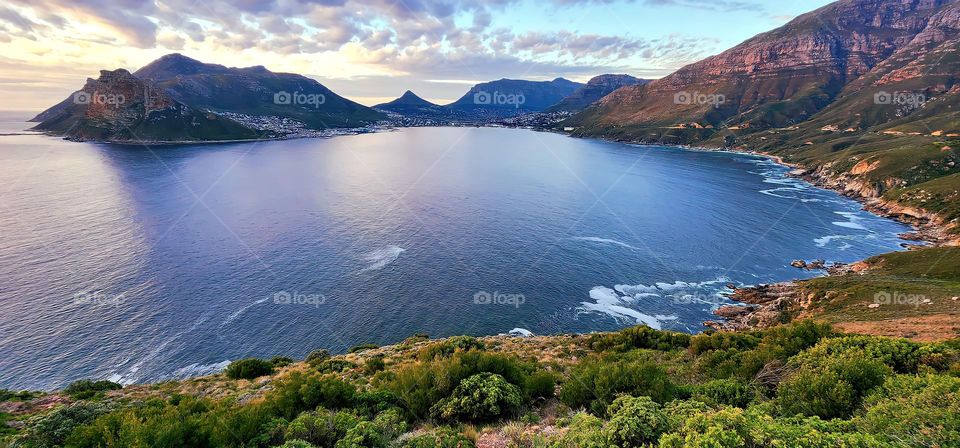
<box><xmin>2</xmin><ymin>322</ymin><xmax>958</xmax><ymax>447</ymax></box>
<box><xmin>224</xmin><ymin>358</ymin><xmax>276</xmax><ymax>380</ymax></box>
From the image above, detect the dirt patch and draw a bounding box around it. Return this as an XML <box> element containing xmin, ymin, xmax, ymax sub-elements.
<box><xmin>834</xmin><ymin>314</ymin><xmax>960</xmax><ymax>341</ymax></box>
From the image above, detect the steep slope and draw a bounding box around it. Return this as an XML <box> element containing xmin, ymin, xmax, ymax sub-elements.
<box><xmin>134</xmin><ymin>53</ymin><xmax>384</xmax><ymax>128</ymax></box>
<box><xmin>545</xmin><ymin>74</ymin><xmax>647</xmax><ymax>113</ymax></box>
<box><xmin>30</xmin><ymin>69</ymin><xmax>261</xmax><ymax>143</ymax></box>
<box><xmin>446</xmin><ymin>78</ymin><xmax>583</xmax><ymax>119</ymax></box>
<box><xmin>569</xmin><ymin>0</ymin><xmax>958</xmax><ymax>140</ymax></box>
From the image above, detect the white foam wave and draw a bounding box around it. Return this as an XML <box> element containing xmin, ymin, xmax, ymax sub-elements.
<box><xmin>581</xmin><ymin>287</ymin><xmax>667</xmax><ymax>329</ymax></box>
<box><xmin>110</xmin><ymin>312</ymin><xmax>213</xmax><ymax>385</ymax></box>
<box><xmin>171</xmin><ymin>360</ymin><xmax>231</xmax><ymax>379</ymax></box>
<box><xmin>572</xmin><ymin>237</ymin><xmax>640</xmax><ymax>251</ymax></box>
<box><xmin>221</xmin><ymin>297</ymin><xmax>270</xmax><ymax>328</ymax></box>
<box><xmin>359</xmin><ymin>245</ymin><xmax>406</xmax><ymax>273</ymax></box>
<box><xmin>832</xmin><ymin>211</ymin><xmax>868</xmax><ymax>230</ymax></box>
<box><xmin>508</xmin><ymin>328</ymin><xmax>534</xmax><ymax>337</ymax></box>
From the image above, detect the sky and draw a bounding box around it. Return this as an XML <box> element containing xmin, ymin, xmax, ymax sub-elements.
<box><xmin>0</xmin><ymin>0</ymin><xmax>835</xmax><ymax>111</ymax></box>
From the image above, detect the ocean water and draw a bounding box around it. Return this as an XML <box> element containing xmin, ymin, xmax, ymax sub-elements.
<box><xmin>0</xmin><ymin>120</ymin><xmax>911</xmax><ymax>390</ymax></box>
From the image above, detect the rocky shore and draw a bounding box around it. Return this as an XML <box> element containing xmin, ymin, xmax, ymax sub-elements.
<box><xmin>693</xmin><ymin>148</ymin><xmax>959</xmax><ymax>332</ymax></box>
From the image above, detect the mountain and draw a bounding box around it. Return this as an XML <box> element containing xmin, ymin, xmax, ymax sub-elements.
<box><xmin>134</xmin><ymin>53</ymin><xmax>384</xmax><ymax>129</ymax></box>
<box><xmin>446</xmin><ymin>78</ymin><xmax>584</xmax><ymax>118</ymax></box>
<box><xmin>570</xmin><ymin>0</ymin><xmax>959</xmax><ymax>137</ymax></box>
<box><xmin>30</xmin><ymin>69</ymin><xmax>260</xmax><ymax>143</ymax></box>
<box><xmin>374</xmin><ymin>90</ymin><xmax>446</xmax><ymax>116</ymax></box>
<box><xmin>545</xmin><ymin>74</ymin><xmax>648</xmax><ymax>113</ymax></box>
<box><xmin>568</xmin><ymin>0</ymin><xmax>960</xmax><ymax>237</ymax></box>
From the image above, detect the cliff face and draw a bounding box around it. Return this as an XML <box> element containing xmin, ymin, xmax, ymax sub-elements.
<box><xmin>571</xmin><ymin>0</ymin><xmax>958</xmax><ymax>133</ymax></box>
<box><xmin>545</xmin><ymin>74</ymin><xmax>647</xmax><ymax>113</ymax></box>
<box><xmin>31</xmin><ymin>69</ymin><xmax>259</xmax><ymax>142</ymax></box>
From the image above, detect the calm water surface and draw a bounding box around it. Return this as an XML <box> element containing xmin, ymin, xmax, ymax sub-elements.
<box><xmin>0</xmin><ymin>119</ymin><xmax>910</xmax><ymax>389</ymax></box>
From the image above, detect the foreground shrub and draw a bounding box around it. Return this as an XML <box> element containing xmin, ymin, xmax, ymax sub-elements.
<box><xmin>398</xmin><ymin>427</ymin><xmax>475</xmax><ymax>448</ymax></box>
<box><xmin>588</xmin><ymin>326</ymin><xmax>690</xmax><ymax>352</ymax></box>
<box><xmin>553</xmin><ymin>412</ymin><xmax>606</xmax><ymax>448</ymax></box>
<box><xmin>268</xmin><ymin>372</ymin><xmax>357</xmax><ymax>419</ymax></box>
<box><xmin>225</xmin><ymin>358</ymin><xmax>275</xmax><ymax>380</ymax></box>
<box><xmin>431</xmin><ymin>373</ymin><xmax>522</xmax><ymax>422</ymax></box>
<box><xmin>777</xmin><ymin>351</ymin><xmax>890</xmax><ymax>419</ymax></box>
<box><xmin>63</xmin><ymin>379</ymin><xmax>122</xmax><ymax>399</ymax></box>
<box><xmin>524</xmin><ymin>370</ymin><xmax>558</xmax><ymax>400</ymax></box>
<box><xmin>796</xmin><ymin>335</ymin><xmax>921</xmax><ymax>373</ymax></box>
<box><xmin>658</xmin><ymin>407</ymin><xmax>749</xmax><ymax>448</ymax></box>
<box><xmin>603</xmin><ymin>396</ymin><xmax>668</xmax><ymax>448</ymax></box>
<box><xmin>284</xmin><ymin>410</ymin><xmax>357</xmax><ymax>447</ymax></box>
<box><xmin>560</xmin><ymin>357</ymin><xmax>679</xmax><ymax>414</ymax></box>
<box><xmin>855</xmin><ymin>374</ymin><xmax>960</xmax><ymax>447</ymax></box>
<box><xmin>418</xmin><ymin>336</ymin><xmax>485</xmax><ymax>360</ymax></box>
<box><xmin>692</xmin><ymin>378</ymin><xmax>756</xmax><ymax>408</ymax></box>
<box><xmin>65</xmin><ymin>396</ymin><xmax>213</xmax><ymax>447</ymax></box>
<box><xmin>387</xmin><ymin>351</ymin><xmax>531</xmax><ymax>418</ymax></box>
<box><xmin>11</xmin><ymin>402</ymin><xmax>110</xmax><ymax>447</ymax></box>
<box><xmin>306</xmin><ymin>349</ymin><xmax>332</xmax><ymax>365</ymax></box>
<box><xmin>335</xmin><ymin>409</ymin><xmax>408</xmax><ymax>448</ymax></box>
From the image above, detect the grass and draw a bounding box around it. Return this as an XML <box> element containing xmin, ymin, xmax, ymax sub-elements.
<box><xmin>798</xmin><ymin>247</ymin><xmax>960</xmax><ymax>336</ymax></box>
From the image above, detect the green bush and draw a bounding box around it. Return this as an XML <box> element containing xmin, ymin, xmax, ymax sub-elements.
<box><xmin>387</xmin><ymin>351</ymin><xmax>531</xmax><ymax>419</ymax></box>
<box><xmin>777</xmin><ymin>351</ymin><xmax>890</xmax><ymax>419</ymax></box>
<box><xmin>689</xmin><ymin>332</ymin><xmax>761</xmax><ymax>356</ymax></box>
<box><xmin>553</xmin><ymin>412</ymin><xmax>606</xmax><ymax>448</ymax></box>
<box><xmin>279</xmin><ymin>441</ymin><xmax>318</xmax><ymax>448</ymax></box>
<box><xmin>284</xmin><ymin>409</ymin><xmax>359</xmax><ymax>447</ymax></box>
<box><xmin>855</xmin><ymin>374</ymin><xmax>960</xmax><ymax>447</ymax></box>
<box><xmin>588</xmin><ymin>326</ymin><xmax>691</xmax><ymax>352</ymax></box>
<box><xmin>431</xmin><ymin>373</ymin><xmax>522</xmax><ymax>422</ymax></box>
<box><xmin>692</xmin><ymin>379</ymin><xmax>756</xmax><ymax>408</ymax></box>
<box><xmin>354</xmin><ymin>390</ymin><xmax>403</xmax><ymax>418</ymax></box>
<box><xmin>418</xmin><ymin>336</ymin><xmax>486</xmax><ymax>360</ymax></box>
<box><xmin>524</xmin><ymin>370</ymin><xmax>558</xmax><ymax>399</ymax></box>
<box><xmin>65</xmin><ymin>396</ymin><xmax>213</xmax><ymax>447</ymax></box>
<box><xmin>349</xmin><ymin>344</ymin><xmax>379</xmax><ymax>354</ymax></box>
<box><xmin>398</xmin><ymin>427</ymin><xmax>475</xmax><ymax>448</ymax></box>
<box><xmin>0</xmin><ymin>389</ymin><xmax>36</xmax><ymax>402</ymax></box>
<box><xmin>268</xmin><ymin>372</ymin><xmax>357</xmax><ymax>419</ymax></box>
<box><xmin>225</xmin><ymin>358</ymin><xmax>275</xmax><ymax>380</ymax></box>
<box><xmin>315</xmin><ymin>359</ymin><xmax>357</xmax><ymax>374</ymax></box>
<box><xmin>271</xmin><ymin>356</ymin><xmax>295</xmax><ymax>368</ymax></box>
<box><xmin>335</xmin><ymin>409</ymin><xmax>408</xmax><ymax>448</ymax></box>
<box><xmin>11</xmin><ymin>402</ymin><xmax>111</xmax><ymax>447</ymax></box>
<box><xmin>63</xmin><ymin>379</ymin><xmax>122</xmax><ymax>399</ymax></box>
<box><xmin>560</xmin><ymin>357</ymin><xmax>679</xmax><ymax>414</ymax></box>
<box><xmin>797</xmin><ymin>335</ymin><xmax>921</xmax><ymax>373</ymax></box>
<box><xmin>364</xmin><ymin>355</ymin><xmax>386</xmax><ymax>374</ymax></box>
<box><xmin>657</xmin><ymin>407</ymin><xmax>751</xmax><ymax>448</ymax></box>
<box><xmin>602</xmin><ymin>396</ymin><xmax>668</xmax><ymax>448</ymax></box>
<box><xmin>306</xmin><ymin>349</ymin><xmax>332</xmax><ymax>365</ymax></box>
